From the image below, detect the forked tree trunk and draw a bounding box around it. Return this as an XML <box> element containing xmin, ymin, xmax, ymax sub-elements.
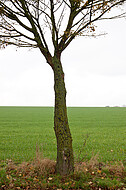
<box><xmin>52</xmin><ymin>56</ymin><xmax>74</xmax><ymax>175</ymax></box>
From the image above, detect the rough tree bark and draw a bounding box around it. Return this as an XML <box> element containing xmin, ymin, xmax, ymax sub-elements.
<box><xmin>51</xmin><ymin>55</ymin><xmax>74</xmax><ymax>175</ymax></box>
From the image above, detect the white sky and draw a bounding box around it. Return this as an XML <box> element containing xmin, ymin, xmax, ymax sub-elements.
<box><xmin>0</xmin><ymin>18</ymin><xmax>126</xmax><ymax>107</ymax></box>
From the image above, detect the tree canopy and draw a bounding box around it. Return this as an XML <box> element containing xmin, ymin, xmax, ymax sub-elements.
<box><xmin>0</xmin><ymin>0</ymin><xmax>126</xmax><ymax>59</ymax></box>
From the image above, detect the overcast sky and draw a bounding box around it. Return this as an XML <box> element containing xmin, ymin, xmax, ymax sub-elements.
<box><xmin>0</xmin><ymin>17</ymin><xmax>126</xmax><ymax>107</ymax></box>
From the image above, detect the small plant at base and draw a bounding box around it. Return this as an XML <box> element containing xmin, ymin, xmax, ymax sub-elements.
<box><xmin>75</xmin><ymin>134</ymin><xmax>89</xmax><ymax>164</ymax></box>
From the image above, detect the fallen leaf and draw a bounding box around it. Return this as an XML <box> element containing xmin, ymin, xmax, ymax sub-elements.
<box><xmin>88</xmin><ymin>181</ymin><xmax>93</xmax><ymax>185</ymax></box>
<box><xmin>34</xmin><ymin>177</ymin><xmax>39</xmax><ymax>181</ymax></box>
<box><xmin>48</xmin><ymin>177</ymin><xmax>53</xmax><ymax>180</ymax></box>
<box><xmin>6</xmin><ymin>175</ymin><xmax>10</xmax><ymax>179</ymax></box>
<box><xmin>65</xmin><ymin>182</ymin><xmax>69</xmax><ymax>185</ymax></box>
<box><xmin>97</xmin><ymin>170</ymin><xmax>101</xmax><ymax>174</ymax></box>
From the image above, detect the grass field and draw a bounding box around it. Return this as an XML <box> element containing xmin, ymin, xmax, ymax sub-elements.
<box><xmin>0</xmin><ymin>107</ymin><xmax>126</xmax><ymax>163</ymax></box>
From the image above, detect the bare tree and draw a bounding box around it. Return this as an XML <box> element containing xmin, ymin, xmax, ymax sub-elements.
<box><xmin>0</xmin><ymin>0</ymin><xmax>126</xmax><ymax>175</ymax></box>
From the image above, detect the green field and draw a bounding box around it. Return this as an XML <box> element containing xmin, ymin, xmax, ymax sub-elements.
<box><xmin>0</xmin><ymin>107</ymin><xmax>126</xmax><ymax>163</ymax></box>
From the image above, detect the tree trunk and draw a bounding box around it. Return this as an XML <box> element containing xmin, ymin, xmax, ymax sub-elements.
<box><xmin>53</xmin><ymin>56</ymin><xmax>74</xmax><ymax>175</ymax></box>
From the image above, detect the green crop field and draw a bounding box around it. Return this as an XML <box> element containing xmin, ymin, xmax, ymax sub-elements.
<box><xmin>0</xmin><ymin>107</ymin><xmax>126</xmax><ymax>163</ymax></box>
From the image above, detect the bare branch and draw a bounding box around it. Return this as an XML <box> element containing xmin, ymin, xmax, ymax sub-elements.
<box><xmin>0</xmin><ymin>0</ymin><xmax>126</xmax><ymax>58</ymax></box>
<box><xmin>57</xmin><ymin>3</ymin><xmax>66</xmax><ymax>32</ymax></box>
<box><xmin>50</xmin><ymin>0</ymin><xmax>58</xmax><ymax>49</ymax></box>
<box><xmin>99</xmin><ymin>12</ymin><xmax>126</xmax><ymax>19</ymax></box>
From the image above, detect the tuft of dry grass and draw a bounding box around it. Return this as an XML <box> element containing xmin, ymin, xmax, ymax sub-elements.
<box><xmin>6</xmin><ymin>144</ymin><xmax>56</xmax><ymax>177</ymax></box>
<box><xmin>32</xmin><ymin>158</ymin><xmax>56</xmax><ymax>176</ymax></box>
<box><xmin>33</xmin><ymin>144</ymin><xmax>56</xmax><ymax>175</ymax></box>
<box><xmin>75</xmin><ymin>154</ymin><xmax>100</xmax><ymax>173</ymax></box>
<box><xmin>1</xmin><ymin>148</ymin><xmax>125</xmax><ymax>190</ymax></box>
<box><xmin>75</xmin><ymin>154</ymin><xmax>125</xmax><ymax>179</ymax></box>
<box><xmin>6</xmin><ymin>158</ymin><xmax>56</xmax><ymax>176</ymax></box>
<box><xmin>102</xmin><ymin>161</ymin><xmax>125</xmax><ymax>177</ymax></box>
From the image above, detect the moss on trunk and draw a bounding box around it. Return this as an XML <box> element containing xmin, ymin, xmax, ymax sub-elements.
<box><xmin>53</xmin><ymin>56</ymin><xmax>74</xmax><ymax>175</ymax></box>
